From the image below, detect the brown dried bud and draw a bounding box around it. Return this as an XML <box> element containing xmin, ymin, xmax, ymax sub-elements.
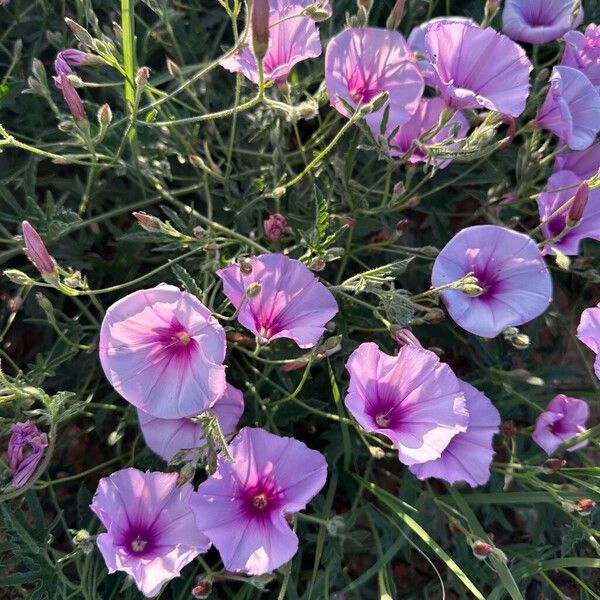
<box><xmin>541</xmin><ymin>458</ymin><xmax>566</xmax><ymax>473</ymax></box>
<box><xmin>576</xmin><ymin>498</ymin><xmax>596</xmax><ymax>515</ymax></box>
<box><xmin>191</xmin><ymin>579</ymin><xmax>212</xmax><ymax>598</ymax></box>
<box><xmin>472</xmin><ymin>540</ymin><xmax>493</xmax><ymax>559</ymax></box>
<box><xmin>501</xmin><ymin>420</ymin><xmax>517</xmax><ymax>440</ymax></box>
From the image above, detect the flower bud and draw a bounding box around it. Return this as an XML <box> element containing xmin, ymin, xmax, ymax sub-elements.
<box><xmin>392</xmin><ymin>327</ymin><xmax>422</xmax><ymax>348</ymax></box>
<box><xmin>226</xmin><ymin>331</ymin><xmax>255</xmax><ymax>346</ymax></box>
<box><xmin>576</xmin><ymin>498</ymin><xmax>596</xmax><ymax>515</ymax></box>
<box><xmin>239</xmin><ymin>257</ymin><xmax>253</xmax><ymax>275</ymax></box>
<box><xmin>461</xmin><ymin>283</ymin><xmax>485</xmax><ymax>297</ymax></box>
<box><xmin>386</xmin><ymin>0</ymin><xmax>405</xmax><ymax>30</ymax></box>
<box><xmin>135</xmin><ymin>66</ymin><xmax>150</xmax><ymax>87</ymax></box>
<box><xmin>252</xmin><ymin>0</ymin><xmax>270</xmax><ymax>61</ymax></box>
<box><xmin>541</xmin><ymin>458</ymin><xmax>566</xmax><ymax>473</ymax></box>
<box><xmin>358</xmin><ymin>90</ymin><xmax>389</xmax><ymax>115</ymax></box>
<box><xmin>310</xmin><ymin>256</ymin><xmax>326</xmax><ymax>272</ymax></box>
<box><xmin>325</xmin><ymin>515</ymin><xmax>345</xmax><ymax>536</ymax></box>
<box><xmin>424</xmin><ymin>307</ymin><xmax>445</xmax><ymax>323</ymax></box>
<box><xmin>369</xmin><ymin>446</ymin><xmax>385</xmax><ymax>459</ymax></box>
<box><xmin>192</xmin><ymin>226</ymin><xmax>206</xmax><ymax>238</ymax></box>
<box><xmin>246</xmin><ymin>282</ymin><xmax>262</xmax><ymax>298</ymax></box>
<box><xmin>272</xmin><ymin>186</ymin><xmax>286</xmax><ymax>199</ymax></box>
<box><xmin>97</xmin><ymin>103</ymin><xmax>112</xmax><ymax>126</ymax></box>
<box><xmin>21</xmin><ymin>221</ymin><xmax>58</xmax><ymax>279</ymax></box>
<box><xmin>567</xmin><ymin>181</ymin><xmax>589</xmax><ymax>226</ymax></box>
<box><xmin>59</xmin><ymin>73</ymin><xmax>86</xmax><ymax>121</ymax></box>
<box><xmin>472</xmin><ymin>540</ymin><xmax>493</xmax><ymax>559</ymax></box>
<box><xmin>3</xmin><ymin>269</ymin><xmax>35</xmax><ymax>286</ymax></box>
<box><xmin>64</xmin><ymin>18</ymin><xmax>94</xmax><ymax>47</ymax></box>
<box><xmin>302</xmin><ymin>3</ymin><xmax>331</xmax><ymax>22</ymax></box>
<box><xmin>295</xmin><ymin>100</ymin><xmax>319</xmax><ymax>120</ymax></box>
<box><xmin>263</xmin><ymin>212</ymin><xmax>289</xmax><ymax>242</ymax></box>
<box><xmin>166</xmin><ymin>57</ymin><xmax>181</xmax><ymax>78</ymax></box>
<box><xmin>509</xmin><ymin>333</ymin><xmax>530</xmax><ymax>349</ymax></box>
<box><xmin>73</xmin><ymin>530</ymin><xmax>94</xmax><ymax>555</ymax></box>
<box><xmin>176</xmin><ymin>462</ymin><xmax>196</xmax><ymax>487</ymax></box>
<box><xmin>133</xmin><ymin>211</ymin><xmax>161</xmax><ymax>231</ymax></box>
<box><xmin>191</xmin><ymin>579</ymin><xmax>212</xmax><ymax>598</ymax></box>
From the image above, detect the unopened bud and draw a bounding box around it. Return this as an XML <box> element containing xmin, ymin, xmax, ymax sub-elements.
<box><xmin>252</xmin><ymin>0</ymin><xmax>270</xmax><ymax>61</ymax></box>
<box><xmin>510</xmin><ymin>333</ymin><xmax>530</xmax><ymax>349</ymax></box>
<box><xmin>263</xmin><ymin>212</ymin><xmax>289</xmax><ymax>242</ymax></box>
<box><xmin>191</xmin><ymin>579</ymin><xmax>212</xmax><ymax>598</ymax></box>
<box><xmin>325</xmin><ymin>515</ymin><xmax>345</xmax><ymax>536</ymax></box>
<box><xmin>239</xmin><ymin>257</ymin><xmax>253</xmax><ymax>275</ymax></box>
<box><xmin>64</xmin><ymin>18</ymin><xmax>94</xmax><ymax>47</ymax></box>
<box><xmin>227</xmin><ymin>331</ymin><xmax>255</xmax><ymax>346</ymax></box>
<box><xmin>392</xmin><ymin>327</ymin><xmax>422</xmax><ymax>348</ymax></box>
<box><xmin>386</xmin><ymin>0</ymin><xmax>405</xmax><ymax>29</ymax></box>
<box><xmin>302</xmin><ymin>4</ymin><xmax>331</xmax><ymax>21</ymax></box>
<box><xmin>576</xmin><ymin>498</ymin><xmax>596</xmax><ymax>515</ymax></box>
<box><xmin>272</xmin><ymin>186</ymin><xmax>286</xmax><ymax>199</ymax></box>
<box><xmin>541</xmin><ymin>458</ymin><xmax>566</xmax><ymax>473</ymax></box>
<box><xmin>176</xmin><ymin>462</ymin><xmax>196</xmax><ymax>487</ymax></box>
<box><xmin>424</xmin><ymin>307</ymin><xmax>445</xmax><ymax>323</ymax></box>
<box><xmin>369</xmin><ymin>446</ymin><xmax>385</xmax><ymax>459</ymax></box>
<box><xmin>461</xmin><ymin>283</ymin><xmax>485</xmax><ymax>297</ymax></box>
<box><xmin>135</xmin><ymin>66</ymin><xmax>149</xmax><ymax>86</ymax></box>
<box><xmin>472</xmin><ymin>540</ymin><xmax>493</xmax><ymax>559</ymax></box>
<box><xmin>133</xmin><ymin>211</ymin><xmax>161</xmax><ymax>231</ymax></box>
<box><xmin>192</xmin><ymin>226</ymin><xmax>206</xmax><ymax>238</ymax></box>
<box><xmin>567</xmin><ymin>181</ymin><xmax>589</xmax><ymax>226</ymax></box>
<box><xmin>333</xmin><ymin>213</ymin><xmax>355</xmax><ymax>227</ymax></box>
<box><xmin>310</xmin><ymin>256</ymin><xmax>326</xmax><ymax>272</ymax></box>
<box><xmin>97</xmin><ymin>103</ymin><xmax>112</xmax><ymax>126</ymax></box>
<box><xmin>3</xmin><ymin>269</ymin><xmax>34</xmax><ymax>286</ymax></box>
<box><xmin>36</xmin><ymin>292</ymin><xmax>54</xmax><ymax>315</ymax></box>
<box><xmin>295</xmin><ymin>100</ymin><xmax>319</xmax><ymax>120</ymax></box>
<box><xmin>59</xmin><ymin>73</ymin><xmax>86</xmax><ymax>121</ymax></box>
<box><xmin>358</xmin><ymin>90</ymin><xmax>389</xmax><ymax>115</ymax></box>
<box><xmin>21</xmin><ymin>221</ymin><xmax>58</xmax><ymax>278</ymax></box>
<box><xmin>246</xmin><ymin>282</ymin><xmax>262</xmax><ymax>298</ymax></box>
<box><xmin>166</xmin><ymin>57</ymin><xmax>181</xmax><ymax>78</ymax></box>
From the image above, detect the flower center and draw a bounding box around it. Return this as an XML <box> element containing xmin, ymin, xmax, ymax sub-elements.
<box><xmin>130</xmin><ymin>536</ymin><xmax>148</xmax><ymax>553</ymax></box>
<box><xmin>252</xmin><ymin>493</ymin><xmax>268</xmax><ymax>510</ymax></box>
<box><xmin>175</xmin><ymin>330</ymin><xmax>191</xmax><ymax>345</ymax></box>
<box><xmin>375</xmin><ymin>413</ymin><xmax>391</xmax><ymax>427</ymax></box>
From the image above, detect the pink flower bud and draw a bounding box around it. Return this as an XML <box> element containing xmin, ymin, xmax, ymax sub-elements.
<box><xmin>252</xmin><ymin>0</ymin><xmax>270</xmax><ymax>61</ymax></box>
<box><xmin>263</xmin><ymin>212</ymin><xmax>289</xmax><ymax>241</ymax></box>
<box><xmin>59</xmin><ymin>73</ymin><xmax>86</xmax><ymax>121</ymax></box>
<box><xmin>135</xmin><ymin>66</ymin><xmax>150</xmax><ymax>86</ymax></box>
<box><xmin>567</xmin><ymin>180</ymin><xmax>589</xmax><ymax>226</ymax></box>
<box><xmin>8</xmin><ymin>421</ymin><xmax>48</xmax><ymax>488</ymax></box>
<box><xmin>386</xmin><ymin>0</ymin><xmax>405</xmax><ymax>30</ymax></box>
<box><xmin>392</xmin><ymin>327</ymin><xmax>422</xmax><ymax>348</ymax></box>
<box><xmin>21</xmin><ymin>221</ymin><xmax>57</xmax><ymax>278</ymax></box>
<box><xmin>576</xmin><ymin>498</ymin><xmax>595</xmax><ymax>515</ymax></box>
<box><xmin>472</xmin><ymin>540</ymin><xmax>493</xmax><ymax>559</ymax></box>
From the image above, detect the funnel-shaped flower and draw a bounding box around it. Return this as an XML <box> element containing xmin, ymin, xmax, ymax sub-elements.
<box><xmin>502</xmin><ymin>0</ymin><xmax>583</xmax><ymax>44</ymax></box>
<box><xmin>562</xmin><ymin>24</ymin><xmax>600</xmax><ymax>89</ymax></box>
<box><xmin>217</xmin><ymin>253</ymin><xmax>338</xmax><ymax>348</ymax></box>
<box><xmin>432</xmin><ymin>225</ymin><xmax>552</xmax><ymax>338</ymax></box>
<box><xmin>8</xmin><ymin>421</ymin><xmax>48</xmax><ymax>488</ymax></box>
<box><xmin>21</xmin><ymin>220</ymin><xmax>57</xmax><ymax>280</ymax></box>
<box><xmin>537</xmin><ymin>170</ymin><xmax>600</xmax><ymax>255</ymax></box>
<box><xmin>532</xmin><ymin>394</ymin><xmax>589</xmax><ymax>455</ymax></box>
<box><xmin>138</xmin><ymin>383</ymin><xmax>244</xmax><ymax>462</ymax></box>
<box><xmin>190</xmin><ymin>427</ymin><xmax>327</xmax><ymax>575</ymax></box>
<box><xmin>325</xmin><ymin>27</ymin><xmax>424</xmax><ymax>132</ymax></box>
<box><xmin>219</xmin><ymin>0</ymin><xmax>330</xmax><ymax>85</ymax></box>
<box><xmin>536</xmin><ymin>66</ymin><xmax>600</xmax><ymax>150</ymax></box>
<box><xmin>99</xmin><ymin>284</ymin><xmax>227</xmax><ymax>419</ymax></box>
<box><xmin>345</xmin><ymin>343</ymin><xmax>469</xmax><ymax>466</ymax></box>
<box><xmin>577</xmin><ymin>302</ymin><xmax>600</xmax><ymax>378</ymax></box>
<box><xmin>388</xmin><ymin>97</ymin><xmax>469</xmax><ymax>167</ymax></box>
<box><xmin>409</xmin><ymin>381</ymin><xmax>500</xmax><ymax>487</ymax></box>
<box><xmin>555</xmin><ymin>144</ymin><xmax>600</xmax><ymax>179</ymax></box>
<box><xmin>422</xmin><ymin>21</ymin><xmax>532</xmax><ymax>117</ymax></box>
<box><xmin>91</xmin><ymin>469</ymin><xmax>211</xmax><ymax>597</ymax></box>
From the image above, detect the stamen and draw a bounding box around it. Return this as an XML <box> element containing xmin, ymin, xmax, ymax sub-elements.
<box><xmin>131</xmin><ymin>536</ymin><xmax>147</xmax><ymax>552</ymax></box>
<box><xmin>252</xmin><ymin>493</ymin><xmax>268</xmax><ymax>510</ymax></box>
<box><xmin>375</xmin><ymin>413</ymin><xmax>391</xmax><ymax>427</ymax></box>
<box><xmin>175</xmin><ymin>330</ymin><xmax>191</xmax><ymax>345</ymax></box>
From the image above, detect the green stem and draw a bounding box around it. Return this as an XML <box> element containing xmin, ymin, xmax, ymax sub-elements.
<box><xmin>121</xmin><ymin>0</ymin><xmax>137</xmax><ymax>146</ymax></box>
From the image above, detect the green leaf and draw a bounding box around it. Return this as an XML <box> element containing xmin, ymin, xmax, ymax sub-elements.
<box><xmin>171</xmin><ymin>263</ymin><xmax>202</xmax><ymax>297</ymax></box>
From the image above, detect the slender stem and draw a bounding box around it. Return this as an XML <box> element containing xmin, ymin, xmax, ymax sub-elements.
<box><xmin>121</xmin><ymin>0</ymin><xmax>137</xmax><ymax>146</ymax></box>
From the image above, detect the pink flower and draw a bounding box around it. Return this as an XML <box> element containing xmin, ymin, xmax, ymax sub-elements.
<box><xmin>189</xmin><ymin>427</ymin><xmax>327</xmax><ymax>575</ymax></box>
<box><xmin>263</xmin><ymin>212</ymin><xmax>289</xmax><ymax>241</ymax></box>
<box><xmin>422</xmin><ymin>21</ymin><xmax>532</xmax><ymax>117</ymax></box>
<box><xmin>54</xmin><ymin>49</ymin><xmax>89</xmax><ymax>77</ymax></box>
<box><xmin>21</xmin><ymin>220</ymin><xmax>57</xmax><ymax>279</ymax></box>
<box><xmin>324</xmin><ymin>27</ymin><xmax>424</xmax><ymax>132</ymax></box>
<box><xmin>7</xmin><ymin>421</ymin><xmax>48</xmax><ymax>488</ymax></box>
<box><xmin>562</xmin><ymin>24</ymin><xmax>600</xmax><ymax>89</ymax></box>
<box><xmin>532</xmin><ymin>395</ymin><xmax>589</xmax><ymax>455</ymax></box>
<box><xmin>91</xmin><ymin>469</ymin><xmax>210</xmax><ymax>597</ymax></box>
<box><xmin>344</xmin><ymin>342</ymin><xmax>469</xmax><ymax>466</ymax></box>
<box><xmin>138</xmin><ymin>383</ymin><xmax>244</xmax><ymax>462</ymax></box>
<box><xmin>536</xmin><ymin>66</ymin><xmax>600</xmax><ymax>151</ymax></box>
<box><xmin>217</xmin><ymin>253</ymin><xmax>338</xmax><ymax>348</ymax></box>
<box><xmin>555</xmin><ymin>144</ymin><xmax>600</xmax><ymax>179</ymax></box>
<box><xmin>220</xmin><ymin>0</ymin><xmax>330</xmax><ymax>85</ymax></box>
<box><xmin>58</xmin><ymin>73</ymin><xmax>86</xmax><ymax>121</ymax></box>
<box><xmin>99</xmin><ymin>284</ymin><xmax>227</xmax><ymax>419</ymax></box>
<box><xmin>409</xmin><ymin>381</ymin><xmax>500</xmax><ymax>487</ymax></box>
<box><xmin>387</xmin><ymin>97</ymin><xmax>469</xmax><ymax>168</ymax></box>
<box><xmin>577</xmin><ymin>302</ymin><xmax>600</xmax><ymax>378</ymax></box>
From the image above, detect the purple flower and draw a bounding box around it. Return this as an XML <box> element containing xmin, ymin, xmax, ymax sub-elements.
<box><xmin>91</xmin><ymin>468</ymin><xmax>210</xmax><ymax>597</ymax></box>
<box><xmin>432</xmin><ymin>225</ymin><xmax>552</xmax><ymax>338</ymax></box>
<box><xmin>7</xmin><ymin>421</ymin><xmax>48</xmax><ymax>488</ymax></box>
<box><xmin>536</xmin><ymin>66</ymin><xmax>600</xmax><ymax>151</ymax></box>
<box><xmin>99</xmin><ymin>284</ymin><xmax>227</xmax><ymax>419</ymax></box>
<box><xmin>54</xmin><ymin>49</ymin><xmax>89</xmax><ymax>77</ymax></box>
<box><xmin>562</xmin><ymin>24</ymin><xmax>600</xmax><ymax>89</ymax></box>
<box><xmin>537</xmin><ymin>170</ymin><xmax>600</xmax><ymax>255</ymax></box>
<box><xmin>138</xmin><ymin>383</ymin><xmax>244</xmax><ymax>462</ymax></box>
<box><xmin>502</xmin><ymin>0</ymin><xmax>583</xmax><ymax>44</ymax></box>
<box><xmin>21</xmin><ymin>220</ymin><xmax>57</xmax><ymax>279</ymax></box>
<box><xmin>219</xmin><ymin>0</ymin><xmax>330</xmax><ymax>85</ymax></box>
<box><xmin>577</xmin><ymin>302</ymin><xmax>600</xmax><ymax>378</ymax></box>
<box><xmin>532</xmin><ymin>395</ymin><xmax>589</xmax><ymax>455</ymax></box>
<box><xmin>387</xmin><ymin>97</ymin><xmax>469</xmax><ymax>168</ymax></box>
<box><xmin>58</xmin><ymin>73</ymin><xmax>86</xmax><ymax>121</ymax></box>
<box><xmin>324</xmin><ymin>27</ymin><xmax>424</xmax><ymax>132</ymax></box>
<box><xmin>263</xmin><ymin>212</ymin><xmax>289</xmax><ymax>241</ymax></box>
<box><xmin>409</xmin><ymin>381</ymin><xmax>500</xmax><ymax>487</ymax></box>
<box><xmin>422</xmin><ymin>21</ymin><xmax>532</xmax><ymax>117</ymax></box>
<box><xmin>344</xmin><ymin>343</ymin><xmax>469</xmax><ymax>465</ymax></box>
<box><xmin>189</xmin><ymin>427</ymin><xmax>327</xmax><ymax>575</ymax></box>
<box><xmin>555</xmin><ymin>144</ymin><xmax>600</xmax><ymax>179</ymax></box>
<box><xmin>217</xmin><ymin>253</ymin><xmax>338</xmax><ymax>348</ymax></box>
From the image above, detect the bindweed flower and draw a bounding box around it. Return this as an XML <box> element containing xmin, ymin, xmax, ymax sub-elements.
<box><xmin>344</xmin><ymin>342</ymin><xmax>469</xmax><ymax>465</ymax></box>
<box><xmin>137</xmin><ymin>383</ymin><xmax>244</xmax><ymax>462</ymax></box>
<box><xmin>387</xmin><ymin>97</ymin><xmax>469</xmax><ymax>168</ymax></box>
<box><xmin>189</xmin><ymin>427</ymin><xmax>327</xmax><ymax>575</ymax></box>
<box><xmin>58</xmin><ymin>73</ymin><xmax>86</xmax><ymax>121</ymax></box>
<box><xmin>562</xmin><ymin>24</ymin><xmax>600</xmax><ymax>89</ymax></box>
<box><xmin>502</xmin><ymin>0</ymin><xmax>583</xmax><ymax>44</ymax></box>
<box><xmin>532</xmin><ymin>394</ymin><xmax>589</xmax><ymax>455</ymax></box>
<box><xmin>54</xmin><ymin>49</ymin><xmax>89</xmax><ymax>77</ymax></box>
<box><xmin>409</xmin><ymin>381</ymin><xmax>501</xmax><ymax>487</ymax></box>
<box><xmin>99</xmin><ymin>284</ymin><xmax>227</xmax><ymax>419</ymax></box>
<box><xmin>217</xmin><ymin>253</ymin><xmax>338</xmax><ymax>348</ymax></box>
<box><xmin>555</xmin><ymin>144</ymin><xmax>600</xmax><ymax>179</ymax></box>
<box><xmin>220</xmin><ymin>0</ymin><xmax>330</xmax><ymax>85</ymax></box>
<box><xmin>576</xmin><ymin>302</ymin><xmax>600</xmax><ymax>378</ymax></box>
<box><xmin>536</xmin><ymin>66</ymin><xmax>600</xmax><ymax>151</ymax></box>
<box><xmin>21</xmin><ymin>220</ymin><xmax>58</xmax><ymax>281</ymax></box>
<box><xmin>422</xmin><ymin>21</ymin><xmax>532</xmax><ymax>117</ymax></box>
<box><xmin>7</xmin><ymin>421</ymin><xmax>48</xmax><ymax>488</ymax></box>
<box><xmin>263</xmin><ymin>212</ymin><xmax>289</xmax><ymax>241</ymax></box>
<box><xmin>324</xmin><ymin>27</ymin><xmax>423</xmax><ymax>133</ymax></box>
<box><xmin>91</xmin><ymin>469</ymin><xmax>210</xmax><ymax>597</ymax></box>
<box><xmin>537</xmin><ymin>170</ymin><xmax>600</xmax><ymax>255</ymax></box>
<box><xmin>432</xmin><ymin>225</ymin><xmax>552</xmax><ymax>338</ymax></box>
